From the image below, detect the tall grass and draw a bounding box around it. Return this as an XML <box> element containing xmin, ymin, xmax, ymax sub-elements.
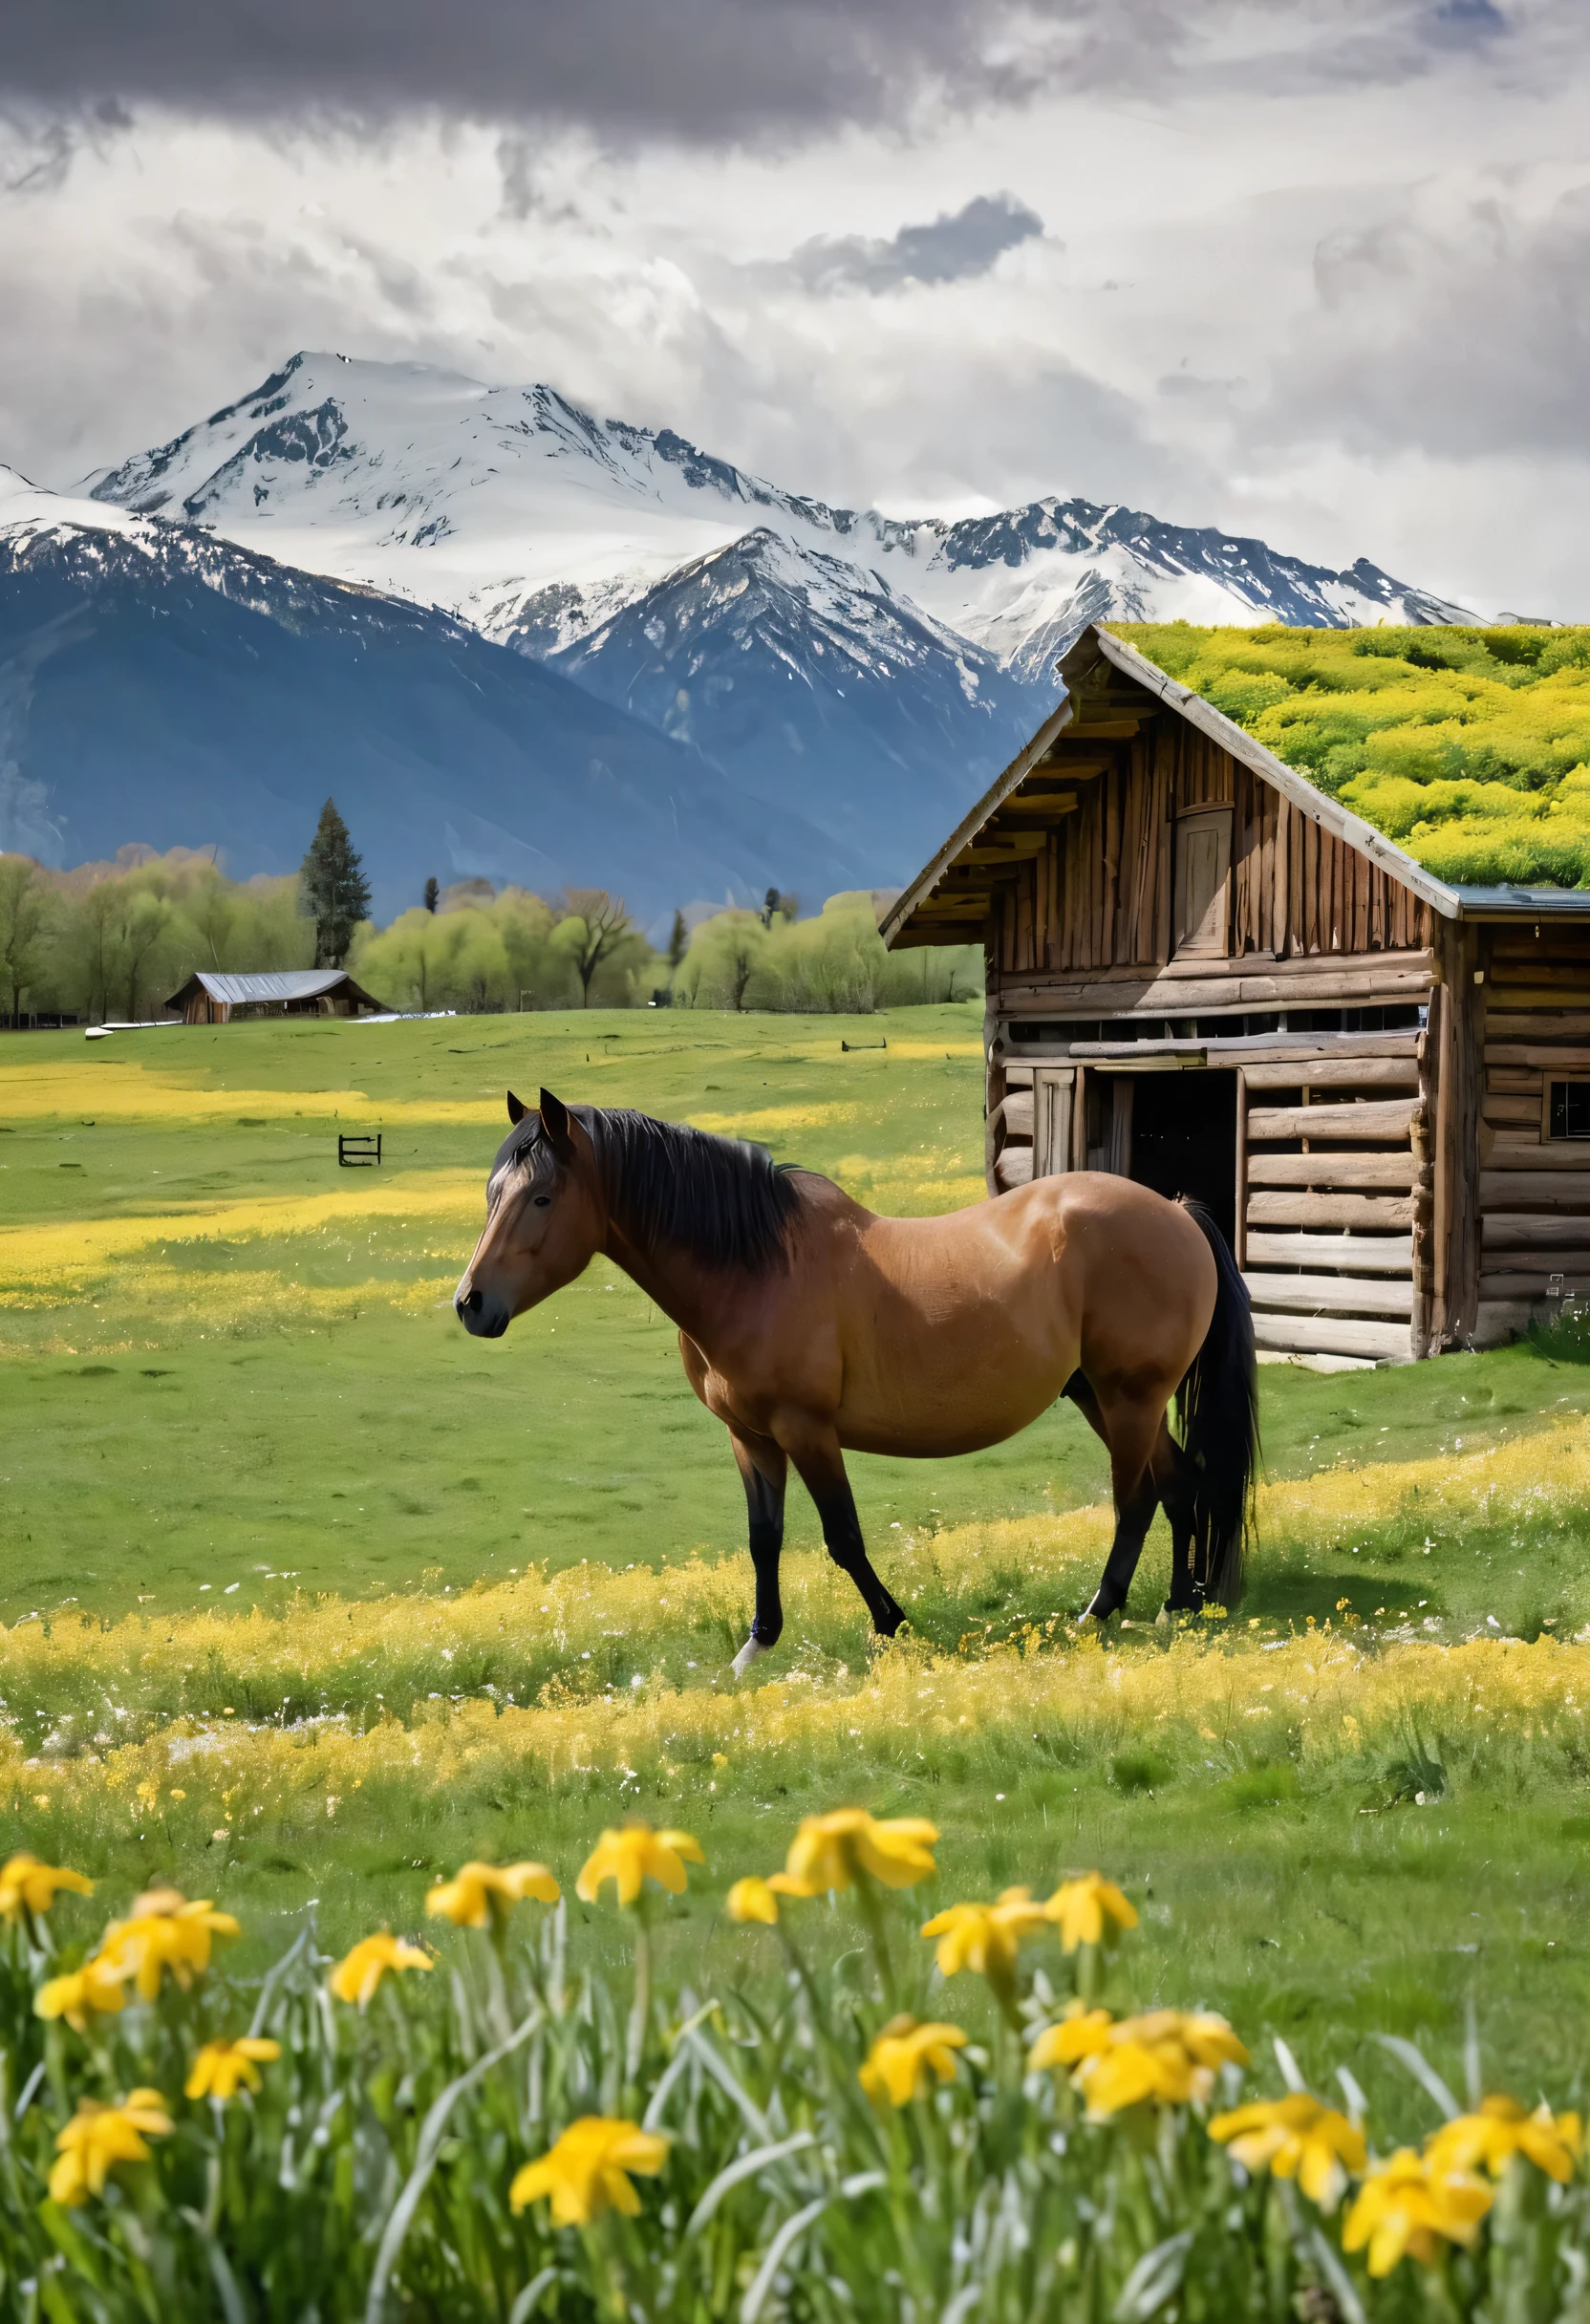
<box><xmin>3</xmin><ymin>1814</ymin><xmax>1584</xmax><ymax>2322</ymax></box>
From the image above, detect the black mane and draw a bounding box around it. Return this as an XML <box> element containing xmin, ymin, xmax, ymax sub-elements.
<box><xmin>501</xmin><ymin>1105</ymin><xmax>804</xmax><ymax>1273</ymax></box>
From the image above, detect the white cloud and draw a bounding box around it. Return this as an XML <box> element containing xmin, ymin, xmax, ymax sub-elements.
<box><xmin>1</xmin><ymin>2</ymin><xmax>1588</xmax><ymax>615</ymax></box>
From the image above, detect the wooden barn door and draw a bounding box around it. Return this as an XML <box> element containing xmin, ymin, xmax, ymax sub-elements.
<box><xmin>1032</xmin><ymin>1067</ymin><xmax>1075</xmax><ymax>1177</ymax></box>
<box><xmin>1173</xmin><ymin>807</ymin><xmax>1233</xmax><ymax>958</ymax></box>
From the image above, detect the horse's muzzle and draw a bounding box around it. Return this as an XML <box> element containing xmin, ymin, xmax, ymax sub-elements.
<box><xmin>454</xmin><ymin>1280</ymin><xmax>509</xmax><ymax>1338</ymax></box>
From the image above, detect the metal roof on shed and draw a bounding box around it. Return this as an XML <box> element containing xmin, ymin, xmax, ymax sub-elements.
<box><xmin>185</xmin><ymin>971</ymin><xmax>353</xmax><ymax>1003</ymax></box>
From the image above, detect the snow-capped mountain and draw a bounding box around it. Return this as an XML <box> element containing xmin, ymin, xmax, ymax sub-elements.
<box><xmin>88</xmin><ymin>352</ymin><xmax>1476</xmax><ymax>678</ymax></box>
<box><xmin>546</xmin><ymin>528</ymin><xmax>1040</xmax><ymax>871</ymax></box>
<box><xmin>0</xmin><ymin>466</ymin><xmax>863</xmax><ymax>920</ymax></box>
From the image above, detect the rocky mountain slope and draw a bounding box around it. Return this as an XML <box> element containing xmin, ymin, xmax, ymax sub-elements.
<box><xmin>0</xmin><ymin>470</ymin><xmax>861</xmax><ymax>923</ymax></box>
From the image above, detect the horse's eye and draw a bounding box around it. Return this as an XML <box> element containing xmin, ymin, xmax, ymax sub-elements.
<box><xmin>533</xmin><ymin>1194</ymin><xmax>552</xmax><ymax>1208</ymax></box>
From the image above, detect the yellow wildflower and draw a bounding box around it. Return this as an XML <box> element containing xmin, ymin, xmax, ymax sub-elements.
<box><xmin>920</xmin><ymin>1887</ymin><xmax>1047</xmax><ymax>1986</ymax></box>
<box><xmin>0</xmin><ymin>1853</ymin><xmax>93</xmax><ymax>1923</ymax></box>
<box><xmin>509</xmin><ymin>2117</ymin><xmax>670</xmax><ymax>2226</ymax></box>
<box><xmin>97</xmin><ymin>1887</ymin><xmax>241</xmax><ymax>2001</ymax></box>
<box><xmin>1034</xmin><ymin>2008</ymin><xmax>1247</xmax><ymax>2116</ymax></box>
<box><xmin>1210</xmin><ymin>2094</ymin><xmax>1366</xmax><ymax>2211</ymax></box>
<box><xmin>858</xmin><ymin>2015</ymin><xmax>969</xmax><ymax>2108</ymax></box>
<box><xmin>1028</xmin><ymin>2003</ymin><xmax>1116</xmax><ymax>2074</ymax></box>
<box><xmin>1343</xmin><ymin>2149</ymin><xmax>1493</xmax><ymax>2276</ymax></box>
<box><xmin>329</xmin><ymin>1931</ymin><xmax>433</xmax><ymax>2008</ymax></box>
<box><xmin>575</xmin><ymin>1825</ymin><xmax>703</xmax><ymax>1907</ymax></box>
<box><xmin>49</xmin><ymin>2090</ymin><xmax>172</xmax><ymax>2206</ymax></box>
<box><xmin>426</xmin><ymin>1861</ymin><xmax>560</xmax><ymax>1929</ymax></box>
<box><xmin>1427</xmin><ymin>2096</ymin><xmax>1581</xmax><ymax>2184</ymax></box>
<box><xmin>35</xmin><ymin>1955</ymin><xmax>131</xmax><ymax>2033</ymax></box>
<box><xmin>774</xmin><ymin>1809</ymin><xmax>939</xmax><ymax>1898</ymax></box>
<box><xmin>725</xmin><ymin>1877</ymin><xmax>780</xmax><ymax>1926</ymax></box>
<box><xmin>1042</xmin><ymin>1873</ymin><xmax>1138</xmax><ymax>1952</ymax></box>
<box><xmin>185</xmin><ymin>2036</ymin><xmax>283</xmax><ymax>2102</ymax></box>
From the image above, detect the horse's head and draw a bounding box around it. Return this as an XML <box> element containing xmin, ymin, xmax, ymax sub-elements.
<box><xmin>454</xmin><ymin>1088</ymin><xmax>603</xmax><ymax>1338</ymax></box>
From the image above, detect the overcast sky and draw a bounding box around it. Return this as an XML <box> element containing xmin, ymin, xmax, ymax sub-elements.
<box><xmin>2</xmin><ymin>0</ymin><xmax>1587</xmax><ymax>615</ymax></box>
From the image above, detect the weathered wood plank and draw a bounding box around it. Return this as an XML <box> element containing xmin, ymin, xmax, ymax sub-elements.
<box><xmin>1244</xmin><ymin>1230</ymin><xmax>1413</xmax><ymax>1272</ymax></box>
<box><xmin>1484</xmin><ymin>1013</ymin><xmax>1590</xmax><ymax>1040</ymax></box>
<box><xmin>1252</xmin><ymin>1312</ymin><xmax>1411</xmax><ymax>1360</ymax></box>
<box><xmin>1247</xmin><ymin>1152</ymin><xmax>1419</xmax><ymax>1190</ymax></box>
<box><xmin>1249</xmin><ymin>1100</ymin><xmax>1416</xmax><ymax>1142</ymax></box>
<box><xmin>1248</xmin><ymin>1193</ymin><xmax>1415</xmax><ymax>1228</ymax></box>
<box><xmin>1482</xmin><ymin>1094</ymin><xmax>1544</xmax><ymax>1123</ymax></box>
<box><xmin>1479</xmin><ymin>1173</ymin><xmax>1590</xmax><ymax>1212</ymax></box>
<box><xmin>1244</xmin><ymin>1272</ymin><xmax>1414</xmax><ymax>1317</ymax></box>
<box><xmin>1473</xmin><ymin>1300</ymin><xmax>1531</xmax><ymax>1347</ymax></box>
<box><xmin>1482</xmin><ymin>1215</ymin><xmax>1590</xmax><ymax>1249</ymax></box>
<box><xmin>1485</xmin><ymin>1045</ymin><xmax>1590</xmax><ymax>1068</ymax></box>
<box><xmin>1470</xmin><ymin>1142</ymin><xmax>1590</xmax><ymax>1171</ymax></box>
<box><xmin>1240</xmin><ymin>1058</ymin><xmax>1419</xmax><ymax>1091</ymax></box>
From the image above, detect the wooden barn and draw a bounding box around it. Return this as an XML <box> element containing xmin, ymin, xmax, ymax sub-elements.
<box><xmin>880</xmin><ymin>622</ymin><xmax>1590</xmax><ymax>1368</ymax></box>
<box><xmin>165</xmin><ymin>969</ymin><xmax>389</xmax><ymax>1024</ymax></box>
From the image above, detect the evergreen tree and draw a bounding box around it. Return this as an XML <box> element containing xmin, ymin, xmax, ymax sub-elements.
<box><xmin>300</xmin><ymin>800</ymin><xmax>372</xmax><ymax>967</ymax></box>
<box><xmin>422</xmin><ymin>875</ymin><xmax>440</xmax><ymax>915</ymax></box>
<box><xmin>666</xmin><ymin>908</ymin><xmax>688</xmax><ymax>971</ymax></box>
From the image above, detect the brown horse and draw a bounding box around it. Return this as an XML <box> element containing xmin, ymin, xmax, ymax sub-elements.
<box><xmin>455</xmin><ymin>1091</ymin><xmax>1257</xmax><ymax>1674</ymax></box>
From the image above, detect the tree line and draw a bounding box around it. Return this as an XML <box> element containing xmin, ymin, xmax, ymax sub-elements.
<box><xmin>0</xmin><ymin>804</ymin><xmax>981</xmax><ymax>1024</ymax></box>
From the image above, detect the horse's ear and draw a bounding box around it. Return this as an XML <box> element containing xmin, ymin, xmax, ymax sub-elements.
<box><xmin>539</xmin><ymin>1087</ymin><xmax>572</xmax><ymax>1154</ymax></box>
<box><xmin>505</xmin><ymin>1089</ymin><xmax>527</xmax><ymax>1126</ymax></box>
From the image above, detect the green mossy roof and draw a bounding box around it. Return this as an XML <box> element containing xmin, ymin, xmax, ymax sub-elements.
<box><xmin>1108</xmin><ymin>622</ymin><xmax>1590</xmax><ymax>891</ymax></box>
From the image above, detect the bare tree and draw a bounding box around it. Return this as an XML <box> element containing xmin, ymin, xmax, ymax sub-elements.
<box><xmin>560</xmin><ymin>889</ymin><xmax>633</xmax><ymax>1007</ymax></box>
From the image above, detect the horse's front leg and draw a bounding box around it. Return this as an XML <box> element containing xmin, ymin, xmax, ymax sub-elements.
<box><xmin>728</xmin><ymin>1430</ymin><xmax>787</xmax><ymax>1680</ymax></box>
<box><xmin>780</xmin><ymin>1423</ymin><xmax>906</xmax><ymax>1642</ymax></box>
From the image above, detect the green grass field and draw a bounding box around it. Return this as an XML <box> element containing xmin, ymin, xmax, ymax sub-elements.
<box><xmin>6</xmin><ymin>1005</ymin><xmax>1590</xmax><ymax>2122</ymax></box>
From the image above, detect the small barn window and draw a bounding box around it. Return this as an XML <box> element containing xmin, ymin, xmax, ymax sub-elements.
<box><xmin>1172</xmin><ymin>807</ymin><xmax>1232</xmax><ymax>958</ymax></box>
<box><xmin>1549</xmin><ymin>1081</ymin><xmax>1590</xmax><ymax>1140</ymax></box>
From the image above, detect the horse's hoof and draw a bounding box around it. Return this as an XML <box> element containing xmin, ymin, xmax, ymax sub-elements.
<box><xmin>1155</xmin><ymin>1605</ymin><xmax>1172</xmax><ymax>1630</ymax></box>
<box><xmin>730</xmin><ymin>1635</ymin><xmax>769</xmax><ymax>1680</ymax></box>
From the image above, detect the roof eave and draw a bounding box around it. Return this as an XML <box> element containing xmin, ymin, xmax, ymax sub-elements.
<box><xmin>878</xmin><ymin>693</ymin><xmax>1075</xmax><ymax>949</ymax></box>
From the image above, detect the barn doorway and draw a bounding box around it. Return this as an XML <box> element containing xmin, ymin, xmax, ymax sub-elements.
<box><xmin>1128</xmin><ymin>1069</ymin><xmax>1238</xmax><ymax>1253</ymax></box>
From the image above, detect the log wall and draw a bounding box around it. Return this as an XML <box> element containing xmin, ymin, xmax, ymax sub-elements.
<box><xmin>1473</xmin><ymin>924</ymin><xmax>1590</xmax><ymax>1343</ymax></box>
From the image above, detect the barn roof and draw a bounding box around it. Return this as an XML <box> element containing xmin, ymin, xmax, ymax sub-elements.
<box><xmin>879</xmin><ymin>623</ymin><xmax>1590</xmax><ymax>948</ymax></box>
<box><xmin>165</xmin><ymin>969</ymin><xmax>387</xmax><ymax>1009</ymax></box>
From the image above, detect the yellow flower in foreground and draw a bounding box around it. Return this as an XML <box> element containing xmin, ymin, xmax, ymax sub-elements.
<box><xmin>1427</xmin><ymin>2096</ymin><xmax>1582</xmax><ymax>2184</ymax></box>
<box><xmin>726</xmin><ymin>1877</ymin><xmax>780</xmax><ymax>1926</ymax></box>
<box><xmin>185</xmin><ymin>2036</ymin><xmax>283</xmax><ymax>2102</ymax></box>
<box><xmin>49</xmin><ymin>2090</ymin><xmax>172</xmax><ymax>2206</ymax></box>
<box><xmin>1043</xmin><ymin>1873</ymin><xmax>1138</xmax><ymax>1952</ymax></box>
<box><xmin>776</xmin><ymin>1809</ymin><xmax>939</xmax><ymax>1898</ymax></box>
<box><xmin>36</xmin><ymin>1955</ymin><xmax>131</xmax><ymax>2032</ymax></box>
<box><xmin>1343</xmin><ymin>2149</ymin><xmax>1493</xmax><ymax>2276</ymax></box>
<box><xmin>576</xmin><ymin>1825</ymin><xmax>703</xmax><ymax>1907</ymax></box>
<box><xmin>1033</xmin><ymin>2007</ymin><xmax>1247</xmax><ymax>2115</ymax></box>
<box><xmin>0</xmin><ymin>1853</ymin><xmax>94</xmax><ymax>1922</ymax></box>
<box><xmin>510</xmin><ymin>2117</ymin><xmax>670</xmax><ymax>2226</ymax></box>
<box><xmin>97</xmin><ymin>1887</ymin><xmax>241</xmax><ymax>2001</ymax></box>
<box><xmin>426</xmin><ymin>1861</ymin><xmax>560</xmax><ymax>1929</ymax></box>
<box><xmin>1028</xmin><ymin>2003</ymin><xmax>1115</xmax><ymax>2075</ymax></box>
<box><xmin>1210</xmin><ymin>2094</ymin><xmax>1366</xmax><ymax>2211</ymax></box>
<box><xmin>921</xmin><ymin>1888</ymin><xmax>1047</xmax><ymax>1985</ymax></box>
<box><xmin>329</xmin><ymin>1931</ymin><xmax>433</xmax><ymax>2008</ymax></box>
<box><xmin>859</xmin><ymin>2015</ymin><xmax>969</xmax><ymax>2108</ymax></box>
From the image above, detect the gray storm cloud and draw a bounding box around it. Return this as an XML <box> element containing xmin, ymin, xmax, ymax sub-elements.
<box><xmin>787</xmin><ymin>193</ymin><xmax>1044</xmax><ymax>293</ymax></box>
<box><xmin>0</xmin><ymin>0</ymin><xmax>1552</xmax><ymax>143</ymax></box>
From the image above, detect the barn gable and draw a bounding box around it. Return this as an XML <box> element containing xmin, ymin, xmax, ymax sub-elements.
<box><xmin>882</xmin><ymin>622</ymin><xmax>1590</xmax><ymax>1369</ymax></box>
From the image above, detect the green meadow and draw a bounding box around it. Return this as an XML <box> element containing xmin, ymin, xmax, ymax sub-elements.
<box><xmin>5</xmin><ymin>1005</ymin><xmax>1590</xmax><ymax>2118</ymax></box>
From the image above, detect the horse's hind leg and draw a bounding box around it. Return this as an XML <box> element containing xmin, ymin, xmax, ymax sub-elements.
<box><xmin>781</xmin><ymin>1425</ymin><xmax>906</xmax><ymax>1641</ymax></box>
<box><xmin>1080</xmin><ymin>1391</ymin><xmax>1174</xmax><ymax>1625</ymax></box>
<box><xmin>1064</xmin><ymin>1375</ymin><xmax>1197</xmax><ymax>1621</ymax></box>
<box><xmin>729</xmin><ymin>1430</ymin><xmax>788</xmax><ymax>1680</ymax></box>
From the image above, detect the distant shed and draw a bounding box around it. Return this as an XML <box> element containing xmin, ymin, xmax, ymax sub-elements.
<box><xmin>880</xmin><ymin>620</ymin><xmax>1590</xmax><ymax>1367</ymax></box>
<box><xmin>165</xmin><ymin>970</ymin><xmax>388</xmax><ymax>1024</ymax></box>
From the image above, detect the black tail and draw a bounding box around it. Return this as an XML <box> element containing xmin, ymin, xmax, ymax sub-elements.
<box><xmin>1175</xmin><ymin>1198</ymin><xmax>1259</xmax><ymax>1608</ymax></box>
